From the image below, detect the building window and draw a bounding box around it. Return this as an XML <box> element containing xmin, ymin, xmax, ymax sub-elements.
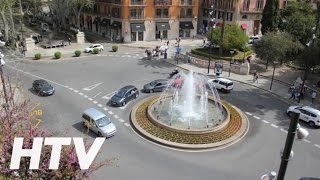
<box><xmin>130</xmin><ymin>8</ymin><xmax>144</xmax><ymax>19</ymax></box>
<box><xmin>180</xmin><ymin>8</ymin><xmax>192</xmax><ymax>18</ymax></box>
<box><xmin>243</xmin><ymin>0</ymin><xmax>250</xmax><ymax>10</ymax></box>
<box><xmin>203</xmin><ymin>9</ymin><xmax>209</xmax><ymax>17</ymax></box>
<box><xmin>138</xmin><ymin>32</ymin><xmax>143</xmax><ymax>41</ymax></box>
<box><xmin>227</xmin><ymin>0</ymin><xmax>232</xmax><ymax>10</ymax></box>
<box><xmin>131</xmin><ymin>0</ymin><xmax>143</xmax><ymax>5</ymax></box>
<box><xmin>155</xmin><ymin>8</ymin><xmax>168</xmax><ymax>18</ymax></box>
<box><xmin>218</xmin><ymin>11</ymin><xmax>224</xmax><ymax>19</ymax></box>
<box><xmin>283</xmin><ymin>0</ymin><xmax>288</xmax><ymax>8</ymax></box>
<box><xmin>181</xmin><ymin>0</ymin><xmax>192</xmax><ymax>5</ymax></box>
<box><xmin>112</xmin><ymin>7</ymin><xmax>121</xmax><ymax>18</ymax></box>
<box><xmin>187</xmin><ymin>9</ymin><xmax>192</xmax><ymax>17</ymax></box>
<box><xmin>257</xmin><ymin>0</ymin><xmax>263</xmax><ymax>10</ymax></box>
<box><xmin>227</xmin><ymin>12</ymin><xmax>233</xmax><ymax>21</ymax></box>
<box><xmin>242</xmin><ymin>15</ymin><xmax>248</xmax><ymax>19</ymax></box>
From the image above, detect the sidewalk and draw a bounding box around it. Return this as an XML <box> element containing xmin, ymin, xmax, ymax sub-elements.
<box><xmin>163</xmin><ymin>58</ymin><xmax>320</xmax><ymax>109</ymax></box>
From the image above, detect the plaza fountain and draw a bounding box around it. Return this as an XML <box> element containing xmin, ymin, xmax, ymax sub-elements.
<box><xmin>131</xmin><ymin>70</ymin><xmax>249</xmax><ymax>149</ymax></box>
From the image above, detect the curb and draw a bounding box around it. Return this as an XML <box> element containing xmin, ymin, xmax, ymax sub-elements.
<box><xmin>162</xmin><ymin>60</ymin><xmax>297</xmax><ymax>106</ymax></box>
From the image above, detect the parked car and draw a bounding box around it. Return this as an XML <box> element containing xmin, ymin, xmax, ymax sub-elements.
<box><xmin>110</xmin><ymin>85</ymin><xmax>139</xmax><ymax>106</ymax></box>
<box><xmin>248</xmin><ymin>36</ymin><xmax>260</xmax><ymax>44</ymax></box>
<box><xmin>208</xmin><ymin>78</ymin><xmax>234</xmax><ymax>92</ymax></box>
<box><xmin>84</xmin><ymin>44</ymin><xmax>104</xmax><ymax>53</ymax></box>
<box><xmin>286</xmin><ymin>106</ymin><xmax>320</xmax><ymax>127</ymax></box>
<box><xmin>32</xmin><ymin>79</ymin><xmax>55</xmax><ymax>96</ymax></box>
<box><xmin>143</xmin><ymin>79</ymin><xmax>169</xmax><ymax>93</ymax></box>
<box><xmin>82</xmin><ymin>108</ymin><xmax>116</xmax><ymax>137</ymax></box>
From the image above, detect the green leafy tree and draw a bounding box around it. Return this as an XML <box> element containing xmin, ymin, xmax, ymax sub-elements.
<box><xmin>253</xmin><ymin>31</ymin><xmax>303</xmax><ymax>69</ymax></box>
<box><xmin>209</xmin><ymin>25</ymin><xmax>249</xmax><ymax>53</ymax></box>
<box><xmin>261</xmin><ymin>0</ymin><xmax>280</xmax><ymax>34</ymax></box>
<box><xmin>280</xmin><ymin>1</ymin><xmax>315</xmax><ymax>45</ymax></box>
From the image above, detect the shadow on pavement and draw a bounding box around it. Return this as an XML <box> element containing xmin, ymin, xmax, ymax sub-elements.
<box><xmin>72</xmin><ymin>121</ymin><xmax>97</xmax><ymax>138</ymax></box>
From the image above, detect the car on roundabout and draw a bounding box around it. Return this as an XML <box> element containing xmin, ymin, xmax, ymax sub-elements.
<box><xmin>286</xmin><ymin>106</ymin><xmax>320</xmax><ymax>127</ymax></box>
<box><xmin>110</xmin><ymin>85</ymin><xmax>139</xmax><ymax>106</ymax></box>
<box><xmin>32</xmin><ymin>79</ymin><xmax>55</xmax><ymax>96</ymax></box>
<box><xmin>84</xmin><ymin>44</ymin><xmax>104</xmax><ymax>53</ymax></box>
<box><xmin>82</xmin><ymin>108</ymin><xmax>116</xmax><ymax>137</ymax></box>
<box><xmin>143</xmin><ymin>79</ymin><xmax>169</xmax><ymax>93</ymax></box>
<box><xmin>207</xmin><ymin>78</ymin><xmax>234</xmax><ymax>92</ymax></box>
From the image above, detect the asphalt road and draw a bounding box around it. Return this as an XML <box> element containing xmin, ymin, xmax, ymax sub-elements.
<box><xmin>3</xmin><ymin>48</ymin><xmax>320</xmax><ymax>179</ymax></box>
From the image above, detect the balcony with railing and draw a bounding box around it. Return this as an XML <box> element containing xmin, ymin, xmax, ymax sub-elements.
<box><xmin>240</xmin><ymin>7</ymin><xmax>263</xmax><ymax>13</ymax></box>
<box><xmin>154</xmin><ymin>0</ymin><xmax>172</xmax><ymax>6</ymax></box>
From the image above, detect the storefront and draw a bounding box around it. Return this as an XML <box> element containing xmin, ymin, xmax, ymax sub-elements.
<box><xmin>179</xmin><ymin>21</ymin><xmax>193</xmax><ymax>38</ymax></box>
<box><xmin>111</xmin><ymin>21</ymin><xmax>122</xmax><ymax>41</ymax></box>
<box><xmin>130</xmin><ymin>23</ymin><xmax>145</xmax><ymax>41</ymax></box>
<box><xmin>101</xmin><ymin>18</ymin><xmax>110</xmax><ymax>37</ymax></box>
<box><xmin>155</xmin><ymin>22</ymin><xmax>170</xmax><ymax>39</ymax></box>
<box><xmin>93</xmin><ymin>17</ymin><xmax>101</xmax><ymax>32</ymax></box>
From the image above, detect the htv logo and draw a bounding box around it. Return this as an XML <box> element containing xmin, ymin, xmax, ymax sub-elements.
<box><xmin>10</xmin><ymin>137</ymin><xmax>105</xmax><ymax>169</ymax></box>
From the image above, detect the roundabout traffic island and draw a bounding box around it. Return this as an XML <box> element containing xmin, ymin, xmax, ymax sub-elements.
<box><xmin>131</xmin><ymin>95</ymin><xmax>249</xmax><ymax>150</ymax></box>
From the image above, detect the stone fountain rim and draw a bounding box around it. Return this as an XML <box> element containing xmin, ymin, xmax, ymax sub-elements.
<box><xmin>130</xmin><ymin>95</ymin><xmax>249</xmax><ymax>150</ymax></box>
<box><xmin>147</xmin><ymin>95</ymin><xmax>230</xmax><ymax>135</ymax></box>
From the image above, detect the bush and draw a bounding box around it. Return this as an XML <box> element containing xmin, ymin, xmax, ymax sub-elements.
<box><xmin>190</xmin><ymin>48</ymin><xmax>252</xmax><ymax>63</ymax></box>
<box><xmin>112</xmin><ymin>45</ymin><xmax>118</xmax><ymax>52</ymax></box>
<box><xmin>93</xmin><ymin>48</ymin><xmax>100</xmax><ymax>54</ymax></box>
<box><xmin>75</xmin><ymin>50</ymin><xmax>81</xmax><ymax>57</ymax></box>
<box><xmin>34</xmin><ymin>53</ymin><xmax>41</xmax><ymax>60</ymax></box>
<box><xmin>54</xmin><ymin>51</ymin><xmax>62</xmax><ymax>59</ymax></box>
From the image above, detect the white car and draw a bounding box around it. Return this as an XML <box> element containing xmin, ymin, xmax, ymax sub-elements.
<box><xmin>248</xmin><ymin>36</ymin><xmax>260</xmax><ymax>44</ymax></box>
<box><xmin>84</xmin><ymin>44</ymin><xmax>104</xmax><ymax>53</ymax></box>
<box><xmin>208</xmin><ymin>78</ymin><xmax>234</xmax><ymax>92</ymax></box>
<box><xmin>286</xmin><ymin>106</ymin><xmax>320</xmax><ymax>127</ymax></box>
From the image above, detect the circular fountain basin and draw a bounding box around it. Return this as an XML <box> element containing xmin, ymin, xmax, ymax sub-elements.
<box><xmin>147</xmin><ymin>95</ymin><xmax>230</xmax><ymax>135</ymax></box>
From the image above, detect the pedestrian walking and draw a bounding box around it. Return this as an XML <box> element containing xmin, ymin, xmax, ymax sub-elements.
<box><xmin>160</xmin><ymin>35</ymin><xmax>163</xmax><ymax>42</ymax></box>
<box><xmin>68</xmin><ymin>37</ymin><xmax>71</xmax><ymax>45</ymax></box>
<box><xmin>192</xmin><ymin>35</ymin><xmax>195</xmax><ymax>40</ymax></box>
<box><xmin>203</xmin><ymin>39</ymin><xmax>206</xmax><ymax>46</ymax></box>
<box><xmin>312</xmin><ymin>91</ymin><xmax>316</xmax><ymax>104</ymax></box>
<box><xmin>289</xmin><ymin>90</ymin><xmax>296</xmax><ymax>100</ymax></box>
<box><xmin>255</xmin><ymin>73</ymin><xmax>259</xmax><ymax>83</ymax></box>
<box><xmin>253</xmin><ymin>70</ymin><xmax>257</xmax><ymax>82</ymax></box>
<box><xmin>167</xmin><ymin>40</ymin><xmax>169</xmax><ymax>46</ymax></box>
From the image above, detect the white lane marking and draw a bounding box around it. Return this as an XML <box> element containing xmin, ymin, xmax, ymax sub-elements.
<box><xmin>119</xmin><ymin>119</ymin><xmax>125</xmax><ymax>123</ymax></box>
<box><xmin>84</xmin><ymin>95</ymin><xmax>88</xmax><ymax>98</ymax></box>
<box><xmin>245</xmin><ymin>112</ymin><xmax>252</xmax><ymax>116</ymax></box>
<box><xmin>103</xmin><ymin>107</ymin><xmax>108</xmax><ymax>111</ymax></box>
<box><xmin>88</xmin><ymin>98</ymin><xmax>93</xmax><ymax>101</ymax></box>
<box><xmin>253</xmin><ymin>116</ymin><xmax>260</xmax><ymax>120</ymax></box>
<box><xmin>262</xmin><ymin>120</ymin><xmax>269</xmax><ymax>124</ymax></box>
<box><xmin>114</xmin><ymin>115</ymin><xmax>119</xmax><ymax>119</ymax></box>
<box><xmin>280</xmin><ymin>128</ymin><xmax>287</xmax><ymax>133</ymax></box>
<box><xmin>314</xmin><ymin>144</ymin><xmax>320</xmax><ymax>149</ymax></box>
<box><xmin>119</xmin><ymin>104</ymin><xmax>128</xmax><ymax>110</ymax></box>
<box><xmin>79</xmin><ymin>92</ymin><xmax>84</xmax><ymax>96</ymax></box>
<box><xmin>74</xmin><ymin>90</ymin><xmax>79</xmax><ymax>93</ymax></box>
<box><xmin>303</xmin><ymin>139</ymin><xmax>311</xmax><ymax>143</ymax></box>
<box><xmin>271</xmin><ymin>124</ymin><xmax>278</xmax><ymax>128</ymax></box>
<box><xmin>102</xmin><ymin>91</ymin><xmax>117</xmax><ymax>99</ymax></box>
<box><xmin>6</xmin><ymin>65</ymin><xmax>67</xmax><ymax>88</ymax></box>
<box><xmin>65</xmin><ymin>86</ymin><xmax>69</xmax><ymax>88</ymax></box>
<box><xmin>108</xmin><ymin>111</ymin><xmax>114</xmax><ymax>115</ymax></box>
<box><xmin>93</xmin><ymin>91</ymin><xmax>102</xmax><ymax>98</ymax></box>
<box><xmin>97</xmin><ymin>104</ymin><xmax>103</xmax><ymax>107</ymax></box>
<box><xmin>124</xmin><ymin>123</ymin><xmax>130</xmax><ymax>127</ymax></box>
<box><xmin>121</xmin><ymin>55</ymin><xmax>131</xmax><ymax>58</ymax></box>
<box><xmin>69</xmin><ymin>87</ymin><xmax>73</xmax><ymax>90</ymax></box>
<box><xmin>93</xmin><ymin>101</ymin><xmax>98</xmax><ymax>104</ymax></box>
<box><xmin>109</xmin><ymin>54</ymin><xmax>114</xmax><ymax>56</ymax></box>
<box><xmin>83</xmin><ymin>82</ymin><xmax>103</xmax><ymax>91</ymax></box>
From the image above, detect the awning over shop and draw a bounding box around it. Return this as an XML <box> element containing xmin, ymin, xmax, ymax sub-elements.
<box><xmin>130</xmin><ymin>23</ymin><xmax>146</xmax><ymax>32</ymax></box>
<box><xmin>111</xmin><ymin>21</ymin><xmax>122</xmax><ymax>29</ymax></box>
<box><xmin>156</xmin><ymin>22</ymin><xmax>170</xmax><ymax>31</ymax></box>
<box><xmin>241</xmin><ymin>23</ymin><xmax>249</xmax><ymax>29</ymax></box>
<box><xmin>101</xmin><ymin>18</ymin><xmax>110</xmax><ymax>26</ymax></box>
<box><xmin>179</xmin><ymin>21</ymin><xmax>194</xmax><ymax>29</ymax></box>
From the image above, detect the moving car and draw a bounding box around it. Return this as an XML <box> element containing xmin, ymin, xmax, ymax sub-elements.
<box><xmin>110</xmin><ymin>85</ymin><xmax>139</xmax><ymax>106</ymax></box>
<box><xmin>208</xmin><ymin>78</ymin><xmax>234</xmax><ymax>92</ymax></box>
<box><xmin>82</xmin><ymin>108</ymin><xmax>116</xmax><ymax>137</ymax></box>
<box><xmin>32</xmin><ymin>79</ymin><xmax>55</xmax><ymax>96</ymax></box>
<box><xmin>286</xmin><ymin>106</ymin><xmax>320</xmax><ymax>127</ymax></box>
<box><xmin>143</xmin><ymin>79</ymin><xmax>169</xmax><ymax>93</ymax></box>
<box><xmin>84</xmin><ymin>44</ymin><xmax>104</xmax><ymax>53</ymax></box>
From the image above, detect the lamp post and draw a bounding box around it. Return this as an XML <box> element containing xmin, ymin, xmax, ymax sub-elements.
<box><xmin>229</xmin><ymin>50</ymin><xmax>234</xmax><ymax>77</ymax></box>
<box><xmin>277</xmin><ymin>112</ymin><xmax>309</xmax><ymax>180</ymax></box>
<box><xmin>207</xmin><ymin>4</ymin><xmax>215</xmax><ymax>74</ymax></box>
<box><xmin>270</xmin><ymin>61</ymin><xmax>279</xmax><ymax>90</ymax></box>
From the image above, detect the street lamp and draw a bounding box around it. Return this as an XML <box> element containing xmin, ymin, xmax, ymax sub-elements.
<box><xmin>229</xmin><ymin>50</ymin><xmax>234</xmax><ymax>77</ymax></box>
<box><xmin>277</xmin><ymin>112</ymin><xmax>309</xmax><ymax>180</ymax></box>
<box><xmin>207</xmin><ymin>4</ymin><xmax>215</xmax><ymax>74</ymax></box>
<box><xmin>270</xmin><ymin>61</ymin><xmax>279</xmax><ymax>90</ymax></box>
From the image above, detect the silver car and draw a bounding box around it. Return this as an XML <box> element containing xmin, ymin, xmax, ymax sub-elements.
<box><xmin>82</xmin><ymin>108</ymin><xmax>116</xmax><ymax>137</ymax></box>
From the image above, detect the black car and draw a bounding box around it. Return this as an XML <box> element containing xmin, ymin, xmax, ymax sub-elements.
<box><xmin>143</xmin><ymin>79</ymin><xmax>169</xmax><ymax>93</ymax></box>
<box><xmin>110</xmin><ymin>85</ymin><xmax>139</xmax><ymax>106</ymax></box>
<box><xmin>32</xmin><ymin>79</ymin><xmax>55</xmax><ymax>96</ymax></box>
